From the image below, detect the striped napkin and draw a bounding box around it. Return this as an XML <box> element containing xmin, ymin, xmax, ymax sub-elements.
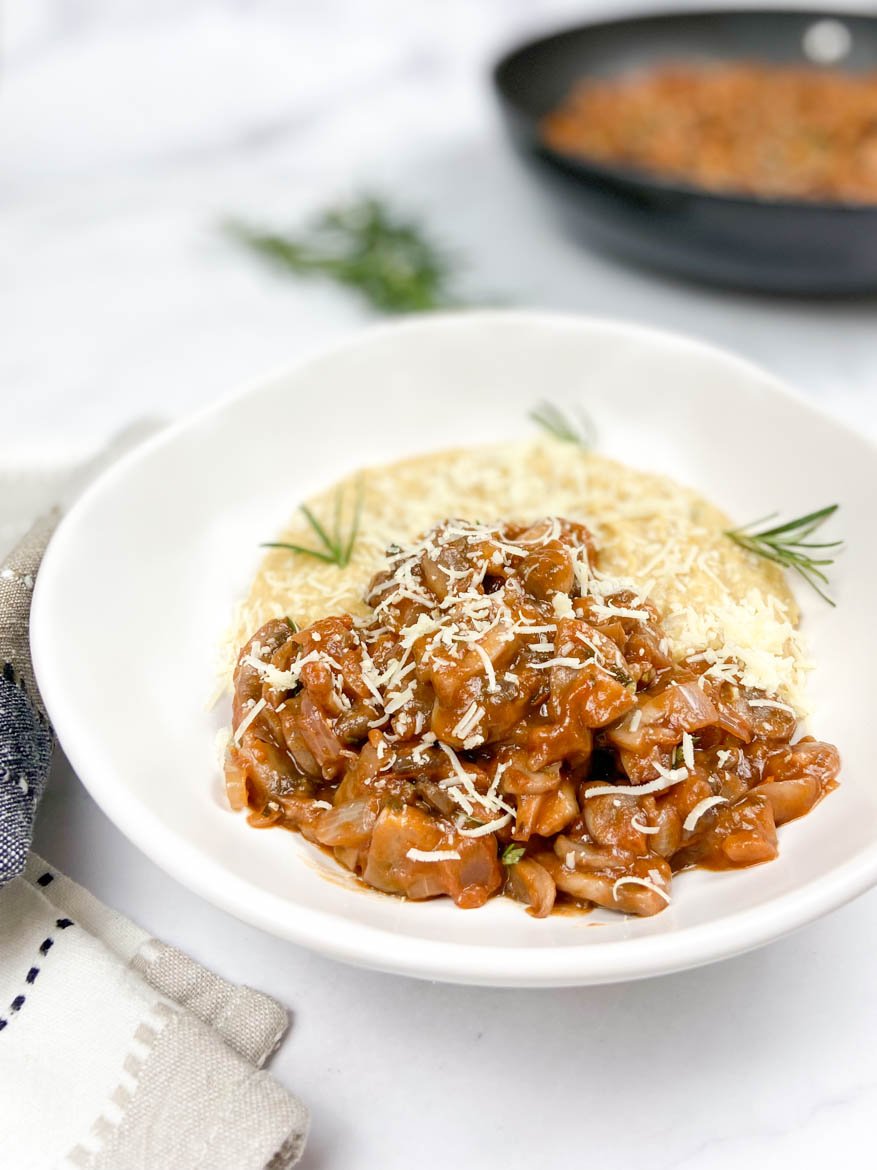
<box><xmin>0</xmin><ymin>455</ymin><xmax>308</xmax><ymax>1168</ymax></box>
<box><xmin>1</xmin><ymin>854</ymin><xmax>308</xmax><ymax>1169</ymax></box>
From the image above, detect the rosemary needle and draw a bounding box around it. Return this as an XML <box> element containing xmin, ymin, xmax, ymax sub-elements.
<box><xmin>529</xmin><ymin>400</ymin><xmax>596</xmax><ymax>448</ymax></box>
<box><xmin>724</xmin><ymin>504</ymin><xmax>842</xmax><ymax>605</ymax></box>
<box><xmin>263</xmin><ymin>481</ymin><xmax>363</xmax><ymax>569</ymax></box>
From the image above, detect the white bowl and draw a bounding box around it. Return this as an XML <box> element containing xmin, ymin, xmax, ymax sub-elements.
<box><xmin>31</xmin><ymin>311</ymin><xmax>877</xmax><ymax>986</ymax></box>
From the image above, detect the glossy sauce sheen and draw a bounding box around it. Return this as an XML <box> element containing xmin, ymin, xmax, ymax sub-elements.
<box><xmin>225</xmin><ymin>518</ymin><xmax>840</xmax><ymax>918</ymax></box>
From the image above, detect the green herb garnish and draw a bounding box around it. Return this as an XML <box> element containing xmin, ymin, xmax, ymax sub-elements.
<box><xmin>263</xmin><ymin>482</ymin><xmax>362</xmax><ymax>568</ymax></box>
<box><xmin>608</xmin><ymin>665</ymin><xmax>635</xmax><ymax>690</ymax></box>
<box><xmin>724</xmin><ymin>504</ymin><xmax>841</xmax><ymax>606</ymax></box>
<box><xmin>502</xmin><ymin>843</ymin><xmax>526</xmax><ymax>866</ymax></box>
<box><xmin>226</xmin><ymin>196</ymin><xmax>467</xmax><ymax>314</ymax></box>
<box><xmin>529</xmin><ymin>400</ymin><xmax>595</xmax><ymax>448</ymax></box>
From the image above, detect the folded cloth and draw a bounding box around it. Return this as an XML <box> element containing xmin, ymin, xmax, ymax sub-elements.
<box><xmin>0</xmin><ymin>856</ymin><xmax>308</xmax><ymax>1169</ymax></box>
<box><xmin>0</xmin><ymin>511</ymin><xmax>308</xmax><ymax>1168</ymax></box>
<box><xmin>1</xmin><ymin>422</ymin><xmax>163</xmax><ymax>883</ymax></box>
<box><xmin>0</xmin><ymin>513</ymin><xmax>57</xmax><ymax>885</ymax></box>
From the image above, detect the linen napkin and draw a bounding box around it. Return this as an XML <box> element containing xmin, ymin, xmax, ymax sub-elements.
<box><xmin>0</xmin><ymin>490</ymin><xmax>308</xmax><ymax>1166</ymax></box>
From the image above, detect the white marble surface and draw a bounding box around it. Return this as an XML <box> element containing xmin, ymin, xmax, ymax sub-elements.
<box><xmin>6</xmin><ymin>2</ymin><xmax>877</xmax><ymax>1167</ymax></box>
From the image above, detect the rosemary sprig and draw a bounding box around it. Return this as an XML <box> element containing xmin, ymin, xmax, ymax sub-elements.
<box><xmin>724</xmin><ymin>504</ymin><xmax>842</xmax><ymax>605</ymax></box>
<box><xmin>529</xmin><ymin>400</ymin><xmax>595</xmax><ymax>448</ymax></box>
<box><xmin>226</xmin><ymin>196</ymin><xmax>466</xmax><ymax>314</ymax></box>
<box><xmin>263</xmin><ymin>482</ymin><xmax>363</xmax><ymax>568</ymax></box>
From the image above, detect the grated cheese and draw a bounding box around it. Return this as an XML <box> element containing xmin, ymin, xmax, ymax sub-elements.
<box><xmin>472</xmin><ymin>641</ymin><xmax>498</xmax><ymax>693</ymax></box>
<box><xmin>530</xmin><ymin>656</ymin><xmax>586</xmax><ymax>671</ymax></box>
<box><xmin>406</xmin><ymin>848</ymin><xmax>461</xmax><ymax>863</ymax></box>
<box><xmin>683</xmin><ymin>795</ymin><xmax>728</xmax><ymax>831</ymax></box>
<box><xmin>681</xmin><ymin>731</ymin><xmax>695</xmax><ymax>771</ymax></box>
<box><xmin>584</xmin><ymin>770</ymin><xmax>687</xmax><ymax>799</ymax></box>
<box><xmin>653</xmin><ymin>762</ymin><xmax>689</xmax><ymax>783</ymax></box>
<box><xmin>445</xmin><ymin>785</ymin><xmax>474</xmax><ymax>816</ymax></box>
<box><xmin>631</xmin><ymin>815</ymin><xmax>660</xmax><ymax>835</ymax></box>
<box><xmin>451</xmin><ymin>702</ymin><xmax>483</xmax><ymax>741</ymax></box>
<box><xmin>233</xmin><ymin>697</ymin><xmax>266</xmax><ymax>745</ymax></box>
<box><xmin>590</xmin><ymin>603</ymin><xmax>651</xmax><ymax>623</ymax></box>
<box><xmin>552</xmin><ymin>591</ymin><xmax>575</xmax><ymax>619</ymax></box>
<box><xmin>748</xmin><ymin>698</ymin><xmax>796</xmax><ymax>715</ymax></box>
<box><xmin>458</xmin><ymin>813</ymin><xmax>513</xmax><ymax>838</ymax></box>
<box><xmin>612</xmin><ymin>875</ymin><xmax>671</xmax><ymax>905</ymax></box>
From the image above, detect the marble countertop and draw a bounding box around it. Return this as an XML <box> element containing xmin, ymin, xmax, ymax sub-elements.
<box><xmin>6</xmin><ymin>3</ymin><xmax>877</xmax><ymax>1167</ymax></box>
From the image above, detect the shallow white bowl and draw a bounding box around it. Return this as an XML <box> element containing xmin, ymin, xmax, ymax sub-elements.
<box><xmin>31</xmin><ymin>311</ymin><xmax>877</xmax><ymax>986</ymax></box>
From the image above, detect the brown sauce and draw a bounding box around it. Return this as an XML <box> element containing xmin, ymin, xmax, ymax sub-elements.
<box><xmin>226</xmin><ymin>517</ymin><xmax>840</xmax><ymax>918</ymax></box>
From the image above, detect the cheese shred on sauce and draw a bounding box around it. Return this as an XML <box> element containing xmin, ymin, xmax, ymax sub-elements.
<box><xmin>405</xmin><ymin>848</ymin><xmax>462</xmax><ymax>863</ymax></box>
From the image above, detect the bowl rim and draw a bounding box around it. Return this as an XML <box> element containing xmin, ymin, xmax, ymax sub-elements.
<box><xmin>492</xmin><ymin>5</ymin><xmax>877</xmax><ymax>215</ymax></box>
<box><xmin>30</xmin><ymin>309</ymin><xmax>877</xmax><ymax>986</ymax></box>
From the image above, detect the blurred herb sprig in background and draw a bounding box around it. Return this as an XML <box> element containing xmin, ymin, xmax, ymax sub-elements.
<box><xmin>226</xmin><ymin>196</ymin><xmax>470</xmax><ymax>314</ymax></box>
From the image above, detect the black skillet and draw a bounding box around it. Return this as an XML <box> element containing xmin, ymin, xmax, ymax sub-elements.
<box><xmin>493</xmin><ymin>9</ymin><xmax>877</xmax><ymax>294</ymax></box>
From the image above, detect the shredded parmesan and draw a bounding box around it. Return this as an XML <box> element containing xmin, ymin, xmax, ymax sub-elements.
<box><xmin>406</xmin><ymin>847</ymin><xmax>461</xmax><ymax>863</ymax></box>
<box><xmin>451</xmin><ymin>702</ymin><xmax>484</xmax><ymax>741</ymax></box>
<box><xmin>683</xmin><ymin>795</ymin><xmax>728</xmax><ymax>831</ymax></box>
<box><xmin>233</xmin><ymin>697</ymin><xmax>266</xmax><ymax>745</ymax></box>
<box><xmin>458</xmin><ymin>813</ymin><xmax>513</xmax><ymax>838</ymax></box>
<box><xmin>590</xmin><ymin>603</ymin><xmax>651</xmax><ymax>623</ymax></box>
<box><xmin>243</xmin><ymin>655</ymin><xmax>299</xmax><ymax>690</ymax></box>
<box><xmin>653</xmin><ymin>761</ymin><xmax>689</xmax><ymax>783</ymax></box>
<box><xmin>472</xmin><ymin>642</ymin><xmax>499</xmax><ymax>692</ymax></box>
<box><xmin>530</xmin><ymin>656</ymin><xmax>585</xmax><ymax>671</ymax></box>
<box><xmin>551</xmin><ymin>591</ymin><xmax>575</xmax><ymax>619</ymax></box>
<box><xmin>631</xmin><ymin>815</ymin><xmax>660</xmax><ymax>835</ymax></box>
<box><xmin>583</xmin><ymin>770</ymin><xmax>687</xmax><ymax>799</ymax></box>
<box><xmin>612</xmin><ymin>875</ymin><xmax>671</xmax><ymax>905</ymax></box>
<box><xmin>681</xmin><ymin>731</ymin><xmax>695</xmax><ymax>771</ymax></box>
<box><xmin>748</xmin><ymin>698</ymin><xmax>796</xmax><ymax>714</ymax></box>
